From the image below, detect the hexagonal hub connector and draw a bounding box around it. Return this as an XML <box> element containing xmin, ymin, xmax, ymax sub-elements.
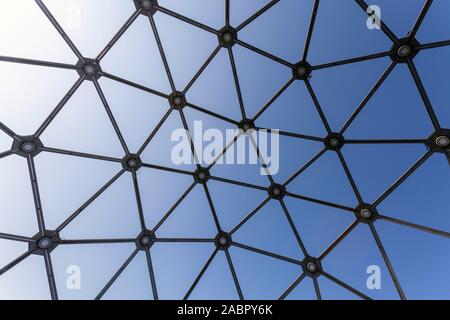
<box><xmin>302</xmin><ymin>257</ymin><xmax>322</xmax><ymax>277</ymax></box>
<box><xmin>325</xmin><ymin>133</ymin><xmax>345</xmax><ymax>150</ymax></box>
<box><xmin>12</xmin><ymin>136</ymin><xmax>43</xmax><ymax>158</ymax></box>
<box><xmin>218</xmin><ymin>27</ymin><xmax>237</xmax><ymax>47</ymax></box>
<box><xmin>293</xmin><ymin>61</ymin><xmax>312</xmax><ymax>80</ymax></box>
<box><xmin>136</xmin><ymin>230</ymin><xmax>156</xmax><ymax>250</ymax></box>
<box><xmin>29</xmin><ymin>231</ymin><xmax>60</xmax><ymax>255</ymax></box>
<box><xmin>194</xmin><ymin>167</ymin><xmax>210</xmax><ymax>184</ymax></box>
<box><xmin>215</xmin><ymin>232</ymin><xmax>231</xmax><ymax>250</ymax></box>
<box><xmin>426</xmin><ymin>130</ymin><xmax>450</xmax><ymax>154</ymax></box>
<box><xmin>390</xmin><ymin>37</ymin><xmax>420</xmax><ymax>63</ymax></box>
<box><xmin>76</xmin><ymin>58</ymin><xmax>102</xmax><ymax>80</ymax></box>
<box><xmin>354</xmin><ymin>204</ymin><xmax>378</xmax><ymax>223</ymax></box>
<box><xmin>134</xmin><ymin>0</ymin><xmax>158</xmax><ymax>16</ymax></box>
<box><xmin>238</xmin><ymin>119</ymin><xmax>255</xmax><ymax>133</ymax></box>
<box><xmin>168</xmin><ymin>91</ymin><xmax>187</xmax><ymax>110</ymax></box>
<box><xmin>268</xmin><ymin>184</ymin><xmax>286</xmax><ymax>200</ymax></box>
<box><xmin>122</xmin><ymin>154</ymin><xmax>142</xmax><ymax>171</ymax></box>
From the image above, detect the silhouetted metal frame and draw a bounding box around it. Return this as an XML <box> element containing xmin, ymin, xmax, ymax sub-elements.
<box><xmin>0</xmin><ymin>0</ymin><xmax>447</xmax><ymax>300</ymax></box>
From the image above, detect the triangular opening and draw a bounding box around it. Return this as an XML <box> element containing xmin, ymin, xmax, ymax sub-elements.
<box><xmin>239</xmin><ymin>0</ymin><xmax>313</xmax><ymax>62</ymax></box>
<box><xmin>151</xmin><ymin>242</ymin><xmax>215</xmax><ymax>299</ymax></box>
<box><xmin>99</xmin><ymin>76</ymin><xmax>170</xmax><ymax>153</ymax></box>
<box><xmin>190</xmin><ymin>250</ymin><xmax>240</xmax><ymax>300</ymax></box>
<box><xmin>60</xmin><ymin>173</ymin><xmax>142</xmax><ymax>240</ymax></box>
<box><xmin>346</xmin><ymin>64</ymin><xmax>435</xmax><ymax>139</ymax></box>
<box><xmin>287</xmin><ymin>151</ymin><xmax>359</xmax><ymax>207</ymax></box>
<box><xmin>156</xmin><ymin>184</ymin><xmax>217</xmax><ymax>238</ymax></box>
<box><xmin>283</xmin><ymin>196</ymin><xmax>355</xmax><ymax>258</ymax></box>
<box><xmin>101</xmin><ymin>15</ymin><xmax>172</xmax><ymax>94</ymax></box>
<box><xmin>0</xmin><ymin>62</ymin><xmax>79</xmax><ymax>135</ymax></box>
<box><xmin>154</xmin><ymin>11</ymin><xmax>219</xmax><ymax>89</ymax></box>
<box><xmin>186</xmin><ymin>48</ymin><xmax>242</xmax><ymax>120</ymax></box>
<box><xmin>102</xmin><ymin>251</ymin><xmax>153</xmax><ymax>300</ymax></box>
<box><xmin>44</xmin><ymin>0</ymin><xmax>136</xmax><ymax>58</ymax></box>
<box><xmin>233</xmin><ymin>200</ymin><xmax>305</xmax><ymax>260</ymax></box>
<box><xmin>34</xmin><ymin>151</ymin><xmax>122</xmax><ymax>230</ymax></box>
<box><xmin>229</xmin><ymin>245</ymin><xmax>301</xmax><ymax>299</ymax></box>
<box><xmin>52</xmin><ymin>243</ymin><xmax>136</xmax><ymax>299</ymax></box>
<box><xmin>40</xmin><ymin>81</ymin><xmax>125</xmax><ymax>158</ymax></box>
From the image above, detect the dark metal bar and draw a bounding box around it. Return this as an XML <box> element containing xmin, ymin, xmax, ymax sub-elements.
<box><xmin>145</xmin><ymin>249</ymin><xmax>159</xmax><ymax>300</ymax></box>
<box><xmin>379</xmin><ymin>214</ymin><xmax>450</xmax><ymax>239</ymax></box>
<box><xmin>27</xmin><ymin>155</ymin><xmax>46</xmax><ymax>235</ymax></box>
<box><xmin>35</xmin><ymin>0</ymin><xmax>85</xmax><ymax>61</ymax></box>
<box><xmin>302</xmin><ymin>0</ymin><xmax>320</xmax><ymax>61</ymax></box>
<box><xmin>178</xmin><ymin>108</ymin><xmax>201</xmax><ymax>166</ymax></box>
<box><xmin>305</xmin><ymin>79</ymin><xmax>331</xmax><ymax>134</ymax></box>
<box><xmin>95</xmin><ymin>248</ymin><xmax>140</xmax><ymax>300</ymax></box>
<box><xmin>186</xmin><ymin>102</ymin><xmax>239</xmax><ymax>125</ymax></box>
<box><xmin>93</xmin><ymin>78</ymin><xmax>130</xmax><ymax>155</ymax></box>
<box><xmin>373</xmin><ymin>150</ymin><xmax>433</xmax><ymax>207</ymax></box>
<box><xmin>131</xmin><ymin>170</ymin><xmax>147</xmax><ymax>230</ymax></box>
<box><xmin>209</xmin><ymin>175</ymin><xmax>268</xmax><ymax>191</ymax></box>
<box><xmin>96</xmin><ymin>9</ymin><xmax>142</xmax><ymax>61</ymax></box>
<box><xmin>137</xmin><ymin>108</ymin><xmax>172</xmax><ymax>156</ymax></box>
<box><xmin>283</xmin><ymin>147</ymin><xmax>327</xmax><ymax>186</ymax></box>
<box><xmin>406</xmin><ymin>58</ymin><xmax>441</xmax><ymax>131</ymax></box>
<box><xmin>319</xmin><ymin>220</ymin><xmax>359</xmax><ymax>260</ymax></box>
<box><xmin>235</xmin><ymin>39</ymin><xmax>294</xmax><ymax>68</ymax></box>
<box><xmin>154</xmin><ymin>4</ymin><xmax>220</xmax><ymax>35</ymax></box>
<box><xmin>340</xmin><ymin>59</ymin><xmax>397</xmax><ymax>134</ymax></box>
<box><xmin>35</xmin><ymin>76</ymin><xmax>85</xmax><ymax>137</ymax></box>
<box><xmin>155</xmin><ymin>238</ymin><xmax>214</xmax><ymax>243</ymax></box>
<box><xmin>0</xmin><ymin>55</ymin><xmax>76</xmax><ymax>70</ymax></box>
<box><xmin>252</xmin><ymin>77</ymin><xmax>295</xmax><ymax>121</ymax></box>
<box><xmin>40</xmin><ymin>146</ymin><xmax>122</xmax><ymax>163</ymax></box>
<box><xmin>152</xmin><ymin>182</ymin><xmax>197</xmax><ymax>232</ymax></box>
<box><xmin>313</xmin><ymin>277</ymin><xmax>322</xmax><ymax>300</ymax></box>
<box><xmin>224</xmin><ymin>248</ymin><xmax>244</xmax><ymax>300</ymax></box>
<box><xmin>0</xmin><ymin>233</ymin><xmax>34</xmax><ymax>243</ymax></box>
<box><xmin>232</xmin><ymin>242</ymin><xmax>303</xmax><ymax>266</ymax></box>
<box><xmin>202</xmin><ymin>184</ymin><xmax>222</xmax><ymax>232</ymax></box>
<box><xmin>321</xmin><ymin>270</ymin><xmax>372</xmax><ymax>300</ymax></box>
<box><xmin>44</xmin><ymin>250</ymin><xmax>58</xmax><ymax>300</ymax></box>
<box><xmin>312</xmin><ymin>51</ymin><xmax>392</xmax><ymax>71</ymax></box>
<box><xmin>101</xmin><ymin>71</ymin><xmax>169</xmax><ymax>99</ymax></box>
<box><xmin>354</xmin><ymin>0</ymin><xmax>399</xmax><ymax>44</ymax></box>
<box><xmin>230</xmin><ymin>197</ymin><xmax>271</xmax><ymax>235</ymax></box>
<box><xmin>140</xmin><ymin>162</ymin><xmax>193</xmax><ymax>176</ymax></box>
<box><xmin>285</xmin><ymin>192</ymin><xmax>356</xmax><ymax>213</ymax></box>
<box><xmin>279</xmin><ymin>199</ymin><xmax>309</xmax><ymax>257</ymax></box>
<box><xmin>183</xmin><ymin>248</ymin><xmax>218</xmax><ymax>300</ymax></box>
<box><xmin>183</xmin><ymin>45</ymin><xmax>222</xmax><ymax>94</ymax></box>
<box><xmin>227</xmin><ymin>46</ymin><xmax>246</xmax><ymax>119</ymax></box>
<box><xmin>420</xmin><ymin>39</ymin><xmax>450</xmax><ymax>50</ymax></box>
<box><xmin>56</xmin><ymin>169</ymin><xmax>126</xmax><ymax>232</ymax></box>
<box><xmin>236</xmin><ymin>0</ymin><xmax>280</xmax><ymax>32</ymax></box>
<box><xmin>336</xmin><ymin>149</ymin><xmax>363</xmax><ymax>204</ymax></box>
<box><xmin>225</xmin><ymin>0</ymin><xmax>230</xmax><ymax>27</ymax></box>
<box><xmin>369</xmin><ymin>223</ymin><xmax>406</xmax><ymax>300</ymax></box>
<box><xmin>409</xmin><ymin>0</ymin><xmax>433</xmax><ymax>39</ymax></box>
<box><xmin>148</xmin><ymin>15</ymin><xmax>176</xmax><ymax>92</ymax></box>
<box><xmin>278</xmin><ymin>272</ymin><xmax>307</xmax><ymax>300</ymax></box>
<box><xmin>60</xmin><ymin>238</ymin><xmax>135</xmax><ymax>245</ymax></box>
<box><xmin>0</xmin><ymin>251</ymin><xmax>32</xmax><ymax>276</ymax></box>
<box><xmin>345</xmin><ymin>139</ymin><xmax>426</xmax><ymax>144</ymax></box>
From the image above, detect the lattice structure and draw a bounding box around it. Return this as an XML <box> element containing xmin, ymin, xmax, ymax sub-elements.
<box><xmin>0</xmin><ymin>0</ymin><xmax>449</xmax><ymax>300</ymax></box>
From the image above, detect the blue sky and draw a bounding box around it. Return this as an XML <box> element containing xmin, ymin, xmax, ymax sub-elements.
<box><xmin>0</xmin><ymin>0</ymin><xmax>449</xmax><ymax>300</ymax></box>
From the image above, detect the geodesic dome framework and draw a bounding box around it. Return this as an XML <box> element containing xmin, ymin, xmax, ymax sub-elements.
<box><xmin>0</xmin><ymin>0</ymin><xmax>449</xmax><ymax>300</ymax></box>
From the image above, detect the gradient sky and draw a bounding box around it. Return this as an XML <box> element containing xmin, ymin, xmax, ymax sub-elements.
<box><xmin>0</xmin><ymin>0</ymin><xmax>449</xmax><ymax>300</ymax></box>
